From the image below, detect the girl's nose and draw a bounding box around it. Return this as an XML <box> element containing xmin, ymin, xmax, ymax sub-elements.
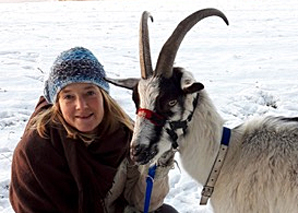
<box><xmin>76</xmin><ymin>97</ymin><xmax>88</xmax><ymax>110</ymax></box>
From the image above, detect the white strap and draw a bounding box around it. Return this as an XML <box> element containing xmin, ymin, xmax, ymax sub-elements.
<box><xmin>200</xmin><ymin>144</ymin><xmax>229</xmax><ymax>205</ymax></box>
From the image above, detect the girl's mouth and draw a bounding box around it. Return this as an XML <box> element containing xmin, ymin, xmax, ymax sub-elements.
<box><xmin>76</xmin><ymin>113</ymin><xmax>93</xmax><ymax>119</ymax></box>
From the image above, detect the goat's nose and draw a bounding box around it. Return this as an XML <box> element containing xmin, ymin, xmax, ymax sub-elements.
<box><xmin>130</xmin><ymin>143</ymin><xmax>158</xmax><ymax>161</ymax></box>
<box><xmin>131</xmin><ymin>143</ymin><xmax>142</xmax><ymax>156</ymax></box>
<box><xmin>130</xmin><ymin>144</ymin><xmax>141</xmax><ymax>163</ymax></box>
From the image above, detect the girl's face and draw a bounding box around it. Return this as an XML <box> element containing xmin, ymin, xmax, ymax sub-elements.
<box><xmin>58</xmin><ymin>83</ymin><xmax>104</xmax><ymax>133</ymax></box>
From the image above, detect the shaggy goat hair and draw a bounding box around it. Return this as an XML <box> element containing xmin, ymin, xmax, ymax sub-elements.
<box><xmin>105</xmin><ymin>8</ymin><xmax>298</xmax><ymax>213</ymax></box>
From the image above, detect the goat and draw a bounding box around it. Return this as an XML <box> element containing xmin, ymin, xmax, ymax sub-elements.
<box><xmin>105</xmin><ymin>9</ymin><xmax>298</xmax><ymax>213</ymax></box>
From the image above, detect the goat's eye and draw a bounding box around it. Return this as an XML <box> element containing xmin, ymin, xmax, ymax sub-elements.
<box><xmin>168</xmin><ymin>99</ymin><xmax>177</xmax><ymax>107</ymax></box>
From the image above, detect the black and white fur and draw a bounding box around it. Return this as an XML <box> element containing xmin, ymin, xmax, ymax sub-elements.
<box><xmin>106</xmin><ymin>9</ymin><xmax>298</xmax><ymax>213</ymax></box>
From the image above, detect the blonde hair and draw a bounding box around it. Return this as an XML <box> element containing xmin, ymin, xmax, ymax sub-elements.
<box><xmin>30</xmin><ymin>89</ymin><xmax>133</xmax><ymax>142</ymax></box>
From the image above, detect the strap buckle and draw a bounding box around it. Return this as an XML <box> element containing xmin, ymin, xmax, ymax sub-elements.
<box><xmin>200</xmin><ymin>186</ymin><xmax>214</xmax><ymax>205</ymax></box>
<box><xmin>201</xmin><ymin>186</ymin><xmax>214</xmax><ymax>198</ymax></box>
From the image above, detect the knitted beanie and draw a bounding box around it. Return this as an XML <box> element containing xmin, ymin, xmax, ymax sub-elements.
<box><xmin>44</xmin><ymin>47</ymin><xmax>110</xmax><ymax>104</ymax></box>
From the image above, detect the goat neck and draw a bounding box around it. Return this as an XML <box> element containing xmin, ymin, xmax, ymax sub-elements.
<box><xmin>178</xmin><ymin>90</ymin><xmax>225</xmax><ymax>184</ymax></box>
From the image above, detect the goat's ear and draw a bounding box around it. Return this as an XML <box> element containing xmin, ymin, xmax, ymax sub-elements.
<box><xmin>180</xmin><ymin>71</ymin><xmax>204</xmax><ymax>94</ymax></box>
<box><xmin>104</xmin><ymin>77</ymin><xmax>140</xmax><ymax>90</ymax></box>
<box><xmin>183</xmin><ymin>82</ymin><xmax>204</xmax><ymax>94</ymax></box>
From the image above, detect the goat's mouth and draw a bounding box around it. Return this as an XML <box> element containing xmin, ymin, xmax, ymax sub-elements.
<box><xmin>130</xmin><ymin>145</ymin><xmax>158</xmax><ymax>165</ymax></box>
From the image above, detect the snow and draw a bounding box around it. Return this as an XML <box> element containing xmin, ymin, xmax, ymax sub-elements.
<box><xmin>0</xmin><ymin>0</ymin><xmax>298</xmax><ymax>212</ymax></box>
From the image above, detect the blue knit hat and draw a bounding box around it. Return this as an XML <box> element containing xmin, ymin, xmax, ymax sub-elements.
<box><xmin>44</xmin><ymin>47</ymin><xmax>110</xmax><ymax>104</ymax></box>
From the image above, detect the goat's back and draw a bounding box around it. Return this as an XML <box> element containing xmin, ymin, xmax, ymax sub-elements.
<box><xmin>212</xmin><ymin>116</ymin><xmax>298</xmax><ymax>213</ymax></box>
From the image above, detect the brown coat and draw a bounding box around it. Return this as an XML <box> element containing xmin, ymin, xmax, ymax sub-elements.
<box><xmin>9</xmin><ymin>97</ymin><xmax>170</xmax><ymax>213</ymax></box>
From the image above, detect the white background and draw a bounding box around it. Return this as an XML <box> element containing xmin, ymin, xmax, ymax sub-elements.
<box><xmin>1</xmin><ymin>0</ymin><xmax>298</xmax><ymax>212</ymax></box>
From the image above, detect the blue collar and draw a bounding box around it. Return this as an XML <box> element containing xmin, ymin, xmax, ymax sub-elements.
<box><xmin>221</xmin><ymin>127</ymin><xmax>231</xmax><ymax>146</ymax></box>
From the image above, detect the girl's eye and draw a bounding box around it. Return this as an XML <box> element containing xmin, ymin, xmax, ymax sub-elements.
<box><xmin>86</xmin><ymin>90</ymin><xmax>96</xmax><ymax>96</ymax></box>
<box><xmin>168</xmin><ymin>99</ymin><xmax>177</xmax><ymax>107</ymax></box>
<box><xmin>63</xmin><ymin>94</ymin><xmax>74</xmax><ymax>100</ymax></box>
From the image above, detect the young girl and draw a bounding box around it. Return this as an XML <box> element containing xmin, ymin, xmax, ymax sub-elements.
<box><xmin>9</xmin><ymin>47</ymin><xmax>177</xmax><ymax>213</ymax></box>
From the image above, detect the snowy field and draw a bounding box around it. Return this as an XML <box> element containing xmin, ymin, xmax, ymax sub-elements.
<box><xmin>1</xmin><ymin>0</ymin><xmax>298</xmax><ymax>212</ymax></box>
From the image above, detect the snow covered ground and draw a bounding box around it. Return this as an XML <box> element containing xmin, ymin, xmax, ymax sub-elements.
<box><xmin>0</xmin><ymin>0</ymin><xmax>298</xmax><ymax>212</ymax></box>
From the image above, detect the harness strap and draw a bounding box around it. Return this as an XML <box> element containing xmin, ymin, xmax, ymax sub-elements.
<box><xmin>144</xmin><ymin>164</ymin><xmax>157</xmax><ymax>213</ymax></box>
<box><xmin>200</xmin><ymin>127</ymin><xmax>231</xmax><ymax>205</ymax></box>
<box><xmin>137</xmin><ymin>108</ymin><xmax>166</xmax><ymax>126</ymax></box>
<box><xmin>166</xmin><ymin>93</ymin><xmax>200</xmax><ymax>148</ymax></box>
<box><xmin>137</xmin><ymin>93</ymin><xmax>199</xmax><ymax>149</ymax></box>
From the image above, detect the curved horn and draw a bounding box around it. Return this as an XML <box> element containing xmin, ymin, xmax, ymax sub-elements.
<box><xmin>155</xmin><ymin>8</ymin><xmax>229</xmax><ymax>78</ymax></box>
<box><xmin>139</xmin><ymin>11</ymin><xmax>154</xmax><ymax>79</ymax></box>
